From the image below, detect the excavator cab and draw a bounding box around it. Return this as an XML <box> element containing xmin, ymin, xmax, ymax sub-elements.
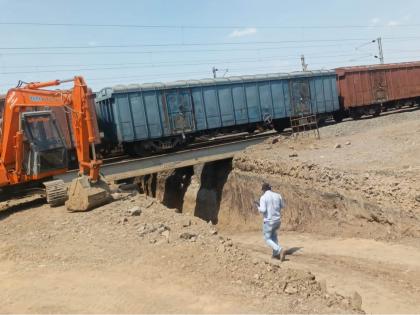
<box><xmin>21</xmin><ymin>111</ymin><xmax>67</xmax><ymax>176</ymax></box>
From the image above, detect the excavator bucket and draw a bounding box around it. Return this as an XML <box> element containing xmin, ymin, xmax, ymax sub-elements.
<box><xmin>65</xmin><ymin>175</ymin><xmax>112</xmax><ymax>212</ymax></box>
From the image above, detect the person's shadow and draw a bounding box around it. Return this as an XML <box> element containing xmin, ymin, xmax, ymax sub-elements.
<box><xmin>283</xmin><ymin>247</ymin><xmax>303</xmax><ymax>261</ymax></box>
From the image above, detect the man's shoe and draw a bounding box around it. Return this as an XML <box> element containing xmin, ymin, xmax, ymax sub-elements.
<box><xmin>279</xmin><ymin>249</ymin><xmax>286</xmax><ymax>262</ymax></box>
<box><xmin>272</xmin><ymin>254</ymin><xmax>281</xmax><ymax>260</ymax></box>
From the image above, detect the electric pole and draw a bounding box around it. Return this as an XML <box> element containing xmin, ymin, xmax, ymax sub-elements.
<box><xmin>212</xmin><ymin>66</ymin><xmax>218</xmax><ymax>78</ymax></box>
<box><xmin>301</xmin><ymin>55</ymin><xmax>308</xmax><ymax>71</ymax></box>
<box><xmin>375</xmin><ymin>37</ymin><xmax>384</xmax><ymax>64</ymax></box>
<box><xmin>212</xmin><ymin>66</ymin><xmax>228</xmax><ymax>78</ymax></box>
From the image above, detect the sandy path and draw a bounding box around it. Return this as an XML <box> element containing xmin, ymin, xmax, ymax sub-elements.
<box><xmin>231</xmin><ymin>231</ymin><xmax>420</xmax><ymax>314</ymax></box>
<box><xmin>0</xmin><ymin>260</ymin><xmax>252</xmax><ymax>313</ymax></box>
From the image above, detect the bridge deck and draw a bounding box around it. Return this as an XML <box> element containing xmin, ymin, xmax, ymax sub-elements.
<box><xmin>58</xmin><ymin>136</ymin><xmax>269</xmax><ymax>183</ymax></box>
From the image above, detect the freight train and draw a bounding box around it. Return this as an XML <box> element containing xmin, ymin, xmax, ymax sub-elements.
<box><xmin>1</xmin><ymin>61</ymin><xmax>419</xmax><ymax>158</ymax></box>
<box><xmin>94</xmin><ymin>61</ymin><xmax>420</xmax><ymax>156</ymax></box>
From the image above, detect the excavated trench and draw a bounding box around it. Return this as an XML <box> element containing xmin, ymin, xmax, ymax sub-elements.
<box><xmin>135</xmin><ymin>156</ymin><xmax>419</xmax><ymax>240</ymax></box>
<box><xmin>139</xmin><ymin>159</ymin><xmax>233</xmax><ymax>223</ymax></box>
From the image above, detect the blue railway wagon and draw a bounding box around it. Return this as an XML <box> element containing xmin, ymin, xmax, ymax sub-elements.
<box><xmin>95</xmin><ymin>70</ymin><xmax>339</xmax><ymax>154</ymax></box>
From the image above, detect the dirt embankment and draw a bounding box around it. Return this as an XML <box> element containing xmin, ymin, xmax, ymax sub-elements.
<box><xmin>219</xmin><ymin>153</ymin><xmax>419</xmax><ymax>239</ymax></box>
<box><xmin>216</xmin><ymin>110</ymin><xmax>420</xmax><ymax>240</ymax></box>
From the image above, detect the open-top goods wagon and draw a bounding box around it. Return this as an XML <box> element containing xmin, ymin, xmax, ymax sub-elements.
<box><xmin>336</xmin><ymin>61</ymin><xmax>420</xmax><ymax>119</ymax></box>
<box><xmin>95</xmin><ymin>71</ymin><xmax>340</xmax><ymax>155</ymax></box>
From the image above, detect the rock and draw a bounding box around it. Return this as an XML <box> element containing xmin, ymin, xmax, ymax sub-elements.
<box><xmin>127</xmin><ymin>206</ymin><xmax>141</xmax><ymax>216</ymax></box>
<box><xmin>334</xmin><ymin>143</ymin><xmax>342</xmax><ymax>149</ymax></box>
<box><xmin>179</xmin><ymin>232</ymin><xmax>197</xmax><ymax>240</ymax></box>
<box><xmin>289</xmin><ymin>152</ymin><xmax>298</xmax><ymax>158</ymax></box>
<box><xmin>182</xmin><ymin>219</ymin><xmax>191</xmax><ymax>228</ymax></box>
<box><xmin>209</xmin><ymin>227</ymin><xmax>218</xmax><ymax>235</ymax></box>
<box><xmin>345</xmin><ymin>140</ymin><xmax>351</xmax><ymax>145</ymax></box>
<box><xmin>111</xmin><ymin>192</ymin><xmax>123</xmax><ymax>200</ymax></box>
<box><xmin>122</xmin><ymin>217</ymin><xmax>128</xmax><ymax>224</ymax></box>
<box><xmin>284</xmin><ymin>283</ymin><xmax>298</xmax><ymax>294</ymax></box>
<box><xmin>252</xmin><ymin>258</ymin><xmax>259</xmax><ymax>265</ymax></box>
<box><xmin>225</xmin><ymin>240</ymin><xmax>233</xmax><ymax>247</ymax></box>
<box><xmin>138</xmin><ymin>223</ymin><xmax>158</xmax><ymax>236</ymax></box>
<box><xmin>351</xmin><ymin>291</ymin><xmax>363</xmax><ymax>310</ymax></box>
<box><xmin>253</xmin><ymin>273</ymin><xmax>261</xmax><ymax>280</ymax></box>
<box><xmin>415</xmin><ymin>195</ymin><xmax>420</xmax><ymax>202</ymax></box>
<box><xmin>272</xmin><ymin>137</ymin><xmax>279</xmax><ymax>144</ymax></box>
<box><xmin>157</xmin><ymin>224</ymin><xmax>170</xmax><ymax>233</ymax></box>
<box><xmin>161</xmin><ymin>230</ymin><xmax>170</xmax><ymax>242</ymax></box>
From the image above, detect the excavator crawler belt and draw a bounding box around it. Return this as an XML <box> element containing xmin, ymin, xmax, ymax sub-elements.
<box><xmin>43</xmin><ymin>179</ymin><xmax>68</xmax><ymax>206</ymax></box>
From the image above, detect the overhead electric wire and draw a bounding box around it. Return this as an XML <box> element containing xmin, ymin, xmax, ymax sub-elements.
<box><xmin>0</xmin><ymin>54</ymin><xmax>379</xmax><ymax>88</ymax></box>
<box><xmin>0</xmin><ymin>46</ymin><xmax>384</xmax><ymax>56</ymax></box>
<box><xmin>0</xmin><ymin>51</ymin><xmax>355</xmax><ymax>69</ymax></box>
<box><xmin>86</xmin><ymin>57</ymin><xmax>375</xmax><ymax>85</ymax></box>
<box><xmin>0</xmin><ymin>48</ymin><xmax>417</xmax><ymax>78</ymax></box>
<box><xmin>0</xmin><ymin>52</ymin><xmax>374</xmax><ymax>74</ymax></box>
<box><xmin>0</xmin><ymin>53</ymin><xmax>414</xmax><ymax>90</ymax></box>
<box><xmin>0</xmin><ymin>36</ymin><xmax>418</xmax><ymax>50</ymax></box>
<box><xmin>0</xmin><ymin>48</ymin><xmax>363</xmax><ymax>56</ymax></box>
<box><xmin>1</xmin><ymin>21</ymin><xmax>420</xmax><ymax>29</ymax></box>
<box><xmin>0</xmin><ymin>39</ymin><xmax>375</xmax><ymax>50</ymax></box>
<box><xmin>0</xmin><ymin>45</ymin><xmax>366</xmax><ymax>58</ymax></box>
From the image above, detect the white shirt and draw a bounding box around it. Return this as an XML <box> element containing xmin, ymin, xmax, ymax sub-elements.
<box><xmin>258</xmin><ymin>190</ymin><xmax>284</xmax><ymax>223</ymax></box>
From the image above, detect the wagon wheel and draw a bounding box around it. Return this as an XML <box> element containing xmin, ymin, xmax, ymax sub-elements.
<box><xmin>350</xmin><ymin>110</ymin><xmax>362</xmax><ymax>120</ymax></box>
<box><xmin>372</xmin><ymin>106</ymin><xmax>381</xmax><ymax>117</ymax></box>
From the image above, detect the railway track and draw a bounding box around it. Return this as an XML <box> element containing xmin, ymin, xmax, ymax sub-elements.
<box><xmin>59</xmin><ymin>131</ymin><xmax>276</xmax><ymax>184</ymax></box>
<box><xmin>100</xmin><ymin>130</ymin><xmax>278</xmax><ymax>166</ymax></box>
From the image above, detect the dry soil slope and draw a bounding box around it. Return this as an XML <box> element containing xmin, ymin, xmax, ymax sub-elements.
<box><xmin>218</xmin><ymin>109</ymin><xmax>420</xmax><ymax>240</ymax></box>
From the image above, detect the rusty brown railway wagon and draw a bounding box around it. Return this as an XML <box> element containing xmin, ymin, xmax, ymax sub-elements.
<box><xmin>336</xmin><ymin>62</ymin><xmax>420</xmax><ymax>119</ymax></box>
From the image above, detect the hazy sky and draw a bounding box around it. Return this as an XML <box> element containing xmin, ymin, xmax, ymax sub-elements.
<box><xmin>0</xmin><ymin>0</ymin><xmax>419</xmax><ymax>92</ymax></box>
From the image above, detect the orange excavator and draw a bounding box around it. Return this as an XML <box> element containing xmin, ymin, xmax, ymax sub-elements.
<box><xmin>0</xmin><ymin>76</ymin><xmax>111</xmax><ymax>211</ymax></box>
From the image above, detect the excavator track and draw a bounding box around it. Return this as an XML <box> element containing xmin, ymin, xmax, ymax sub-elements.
<box><xmin>43</xmin><ymin>179</ymin><xmax>68</xmax><ymax>206</ymax></box>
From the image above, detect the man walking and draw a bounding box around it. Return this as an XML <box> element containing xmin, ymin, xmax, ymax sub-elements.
<box><xmin>256</xmin><ymin>183</ymin><xmax>285</xmax><ymax>261</ymax></box>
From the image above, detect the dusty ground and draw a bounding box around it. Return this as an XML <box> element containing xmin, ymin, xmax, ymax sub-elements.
<box><xmin>232</xmin><ymin>232</ymin><xmax>420</xmax><ymax>314</ymax></box>
<box><xmin>2</xmin><ymin>108</ymin><xmax>420</xmax><ymax>314</ymax></box>
<box><xmin>0</xmin><ymin>194</ymin><xmax>357</xmax><ymax>313</ymax></box>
